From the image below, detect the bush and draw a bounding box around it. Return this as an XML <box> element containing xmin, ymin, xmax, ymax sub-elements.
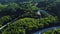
<box><xmin>39</xmin><ymin>15</ymin><xmax>58</xmax><ymax>27</ymax></box>
<box><xmin>0</xmin><ymin>16</ymin><xmax>12</xmax><ymax>27</ymax></box>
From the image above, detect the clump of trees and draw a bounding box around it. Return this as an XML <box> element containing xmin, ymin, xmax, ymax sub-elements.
<box><xmin>0</xmin><ymin>16</ymin><xmax>12</xmax><ymax>27</ymax></box>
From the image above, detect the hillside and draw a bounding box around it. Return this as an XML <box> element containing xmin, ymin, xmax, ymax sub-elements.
<box><xmin>0</xmin><ymin>0</ymin><xmax>60</xmax><ymax>34</ymax></box>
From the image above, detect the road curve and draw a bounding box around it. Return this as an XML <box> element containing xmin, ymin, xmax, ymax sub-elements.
<box><xmin>33</xmin><ymin>26</ymin><xmax>60</xmax><ymax>34</ymax></box>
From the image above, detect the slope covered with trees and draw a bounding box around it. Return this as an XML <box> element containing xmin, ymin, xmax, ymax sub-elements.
<box><xmin>1</xmin><ymin>15</ymin><xmax>58</xmax><ymax>34</ymax></box>
<box><xmin>0</xmin><ymin>0</ymin><xmax>60</xmax><ymax>34</ymax></box>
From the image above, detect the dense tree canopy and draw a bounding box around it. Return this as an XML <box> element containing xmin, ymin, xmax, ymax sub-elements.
<box><xmin>1</xmin><ymin>15</ymin><xmax>58</xmax><ymax>34</ymax></box>
<box><xmin>0</xmin><ymin>0</ymin><xmax>60</xmax><ymax>34</ymax></box>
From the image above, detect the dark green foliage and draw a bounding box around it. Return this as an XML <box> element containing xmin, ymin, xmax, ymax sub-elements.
<box><xmin>0</xmin><ymin>16</ymin><xmax>12</xmax><ymax>27</ymax></box>
<box><xmin>37</xmin><ymin>0</ymin><xmax>60</xmax><ymax>19</ymax></box>
<box><xmin>0</xmin><ymin>3</ymin><xmax>39</xmax><ymax>18</ymax></box>
<box><xmin>0</xmin><ymin>0</ymin><xmax>59</xmax><ymax>34</ymax></box>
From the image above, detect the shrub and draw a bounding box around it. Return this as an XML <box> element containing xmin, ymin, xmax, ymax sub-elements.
<box><xmin>0</xmin><ymin>16</ymin><xmax>12</xmax><ymax>27</ymax></box>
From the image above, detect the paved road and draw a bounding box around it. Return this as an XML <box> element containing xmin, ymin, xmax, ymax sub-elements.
<box><xmin>34</xmin><ymin>26</ymin><xmax>60</xmax><ymax>34</ymax></box>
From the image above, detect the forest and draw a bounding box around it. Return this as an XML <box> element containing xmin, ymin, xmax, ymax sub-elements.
<box><xmin>0</xmin><ymin>0</ymin><xmax>60</xmax><ymax>34</ymax></box>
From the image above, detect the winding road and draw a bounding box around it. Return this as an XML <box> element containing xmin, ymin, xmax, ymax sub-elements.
<box><xmin>34</xmin><ymin>10</ymin><xmax>60</xmax><ymax>34</ymax></box>
<box><xmin>33</xmin><ymin>26</ymin><xmax>60</xmax><ymax>34</ymax></box>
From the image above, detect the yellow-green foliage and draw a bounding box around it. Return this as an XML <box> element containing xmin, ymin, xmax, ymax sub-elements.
<box><xmin>2</xmin><ymin>16</ymin><xmax>58</xmax><ymax>34</ymax></box>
